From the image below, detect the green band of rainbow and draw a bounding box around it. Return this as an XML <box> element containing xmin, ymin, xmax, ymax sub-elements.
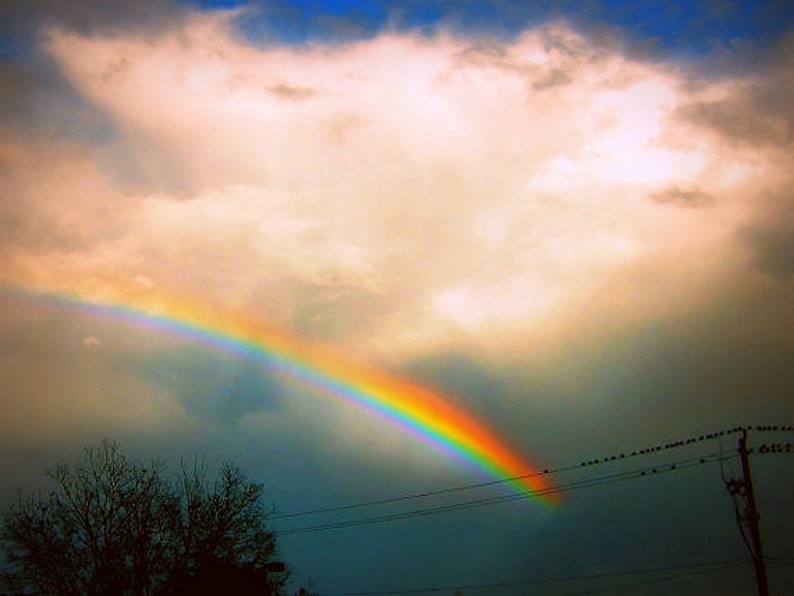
<box><xmin>5</xmin><ymin>282</ymin><xmax>557</xmax><ymax>503</ymax></box>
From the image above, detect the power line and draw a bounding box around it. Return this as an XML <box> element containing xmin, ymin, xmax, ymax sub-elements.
<box><xmin>281</xmin><ymin>426</ymin><xmax>792</xmax><ymax>595</ymax></box>
<box><xmin>566</xmin><ymin>558</ymin><xmax>749</xmax><ymax>595</ymax></box>
<box><xmin>275</xmin><ymin>423</ymin><xmax>792</xmax><ymax>523</ymax></box>
<box><xmin>274</xmin><ymin>425</ymin><xmax>792</xmax><ymax>521</ymax></box>
<box><xmin>330</xmin><ymin>557</ymin><xmax>749</xmax><ymax>595</ymax></box>
<box><xmin>272</xmin><ymin>469</ymin><xmax>568</xmax><ymax>520</ymax></box>
<box><xmin>273</xmin><ymin>426</ymin><xmax>731</xmax><ymax>520</ymax></box>
<box><xmin>278</xmin><ymin>452</ymin><xmax>734</xmax><ymax>536</ymax></box>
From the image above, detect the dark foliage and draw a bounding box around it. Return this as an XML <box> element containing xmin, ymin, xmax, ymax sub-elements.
<box><xmin>0</xmin><ymin>440</ymin><xmax>288</xmax><ymax>595</ymax></box>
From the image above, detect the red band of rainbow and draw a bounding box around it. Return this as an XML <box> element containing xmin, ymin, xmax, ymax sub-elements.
<box><xmin>5</xmin><ymin>282</ymin><xmax>557</xmax><ymax>503</ymax></box>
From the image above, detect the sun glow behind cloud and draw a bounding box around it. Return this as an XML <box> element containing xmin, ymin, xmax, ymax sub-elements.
<box><xmin>23</xmin><ymin>17</ymin><xmax>763</xmax><ymax>347</ymax></box>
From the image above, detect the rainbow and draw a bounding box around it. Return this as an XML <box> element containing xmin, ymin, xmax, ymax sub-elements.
<box><xmin>4</xmin><ymin>282</ymin><xmax>556</xmax><ymax>502</ymax></box>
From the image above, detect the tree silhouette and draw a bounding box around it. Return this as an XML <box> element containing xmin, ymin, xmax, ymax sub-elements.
<box><xmin>0</xmin><ymin>440</ymin><xmax>289</xmax><ymax>595</ymax></box>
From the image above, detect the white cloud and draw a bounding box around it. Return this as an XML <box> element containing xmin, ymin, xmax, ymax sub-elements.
<box><xmin>0</xmin><ymin>17</ymin><xmax>772</xmax><ymax>363</ymax></box>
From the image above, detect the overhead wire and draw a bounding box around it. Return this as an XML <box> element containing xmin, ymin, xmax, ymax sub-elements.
<box><xmin>330</xmin><ymin>557</ymin><xmax>749</xmax><ymax>595</ymax></box>
<box><xmin>274</xmin><ymin>425</ymin><xmax>764</xmax><ymax>521</ymax></box>
<box><xmin>278</xmin><ymin>451</ymin><xmax>736</xmax><ymax>536</ymax></box>
<box><xmin>271</xmin><ymin>468</ymin><xmax>576</xmax><ymax>520</ymax></box>
<box><xmin>565</xmin><ymin>558</ymin><xmax>749</xmax><ymax>595</ymax></box>
<box><xmin>276</xmin><ymin>425</ymin><xmax>791</xmax><ymax>594</ymax></box>
<box><xmin>276</xmin><ymin>424</ymin><xmax>793</xmax><ymax>525</ymax></box>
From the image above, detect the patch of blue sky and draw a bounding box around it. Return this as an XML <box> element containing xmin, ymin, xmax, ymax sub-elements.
<box><xmin>595</xmin><ymin>0</ymin><xmax>794</xmax><ymax>50</ymax></box>
<box><xmin>185</xmin><ymin>0</ymin><xmax>794</xmax><ymax>54</ymax></box>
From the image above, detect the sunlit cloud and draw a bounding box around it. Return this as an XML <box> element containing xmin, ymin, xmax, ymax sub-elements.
<box><xmin>5</xmin><ymin>15</ymin><xmax>773</xmax><ymax>362</ymax></box>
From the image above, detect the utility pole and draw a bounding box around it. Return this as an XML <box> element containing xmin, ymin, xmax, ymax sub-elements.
<box><xmin>725</xmin><ymin>429</ymin><xmax>769</xmax><ymax>596</ymax></box>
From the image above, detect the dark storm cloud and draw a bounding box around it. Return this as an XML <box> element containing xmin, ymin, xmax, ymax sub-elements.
<box><xmin>125</xmin><ymin>347</ymin><xmax>284</xmax><ymax>424</ymax></box>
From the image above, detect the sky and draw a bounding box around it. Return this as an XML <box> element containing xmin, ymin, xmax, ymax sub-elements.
<box><xmin>1</xmin><ymin>0</ymin><xmax>793</xmax><ymax>593</ymax></box>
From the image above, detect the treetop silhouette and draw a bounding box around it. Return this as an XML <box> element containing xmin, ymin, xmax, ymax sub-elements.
<box><xmin>0</xmin><ymin>439</ymin><xmax>289</xmax><ymax>595</ymax></box>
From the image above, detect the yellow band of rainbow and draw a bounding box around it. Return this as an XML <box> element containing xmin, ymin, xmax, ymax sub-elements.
<box><xmin>5</xmin><ymin>281</ymin><xmax>557</xmax><ymax>503</ymax></box>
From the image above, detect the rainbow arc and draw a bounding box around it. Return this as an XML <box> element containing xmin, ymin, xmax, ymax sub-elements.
<box><xmin>6</xmin><ymin>282</ymin><xmax>556</xmax><ymax>502</ymax></box>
